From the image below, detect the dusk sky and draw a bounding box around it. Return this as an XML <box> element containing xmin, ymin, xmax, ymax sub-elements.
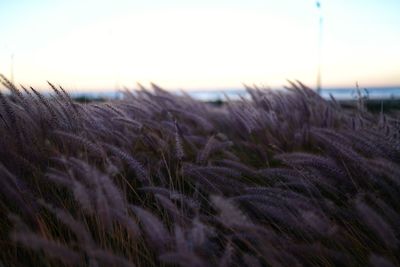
<box><xmin>1</xmin><ymin>0</ymin><xmax>399</xmax><ymax>91</ymax></box>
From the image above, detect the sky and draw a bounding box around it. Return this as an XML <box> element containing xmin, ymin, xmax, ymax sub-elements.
<box><xmin>0</xmin><ymin>0</ymin><xmax>399</xmax><ymax>91</ymax></box>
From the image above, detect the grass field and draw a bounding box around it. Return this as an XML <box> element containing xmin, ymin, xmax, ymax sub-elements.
<box><xmin>0</xmin><ymin>75</ymin><xmax>399</xmax><ymax>266</ymax></box>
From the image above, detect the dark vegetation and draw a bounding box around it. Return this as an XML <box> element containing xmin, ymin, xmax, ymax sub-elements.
<box><xmin>365</xmin><ymin>100</ymin><xmax>400</xmax><ymax>113</ymax></box>
<box><xmin>0</xmin><ymin>74</ymin><xmax>399</xmax><ymax>266</ymax></box>
<box><xmin>73</xmin><ymin>95</ymin><xmax>107</xmax><ymax>103</ymax></box>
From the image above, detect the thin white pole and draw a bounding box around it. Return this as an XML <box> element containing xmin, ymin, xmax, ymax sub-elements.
<box><xmin>316</xmin><ymin>1</ymin><xmax>322</xmax><ymax>93</ymax></box>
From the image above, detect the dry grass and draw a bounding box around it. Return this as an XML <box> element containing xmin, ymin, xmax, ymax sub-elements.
<box><xmin>0</xmin><ymin>75</ymin><xmax>399</xmax><ymax>267</ymax></box>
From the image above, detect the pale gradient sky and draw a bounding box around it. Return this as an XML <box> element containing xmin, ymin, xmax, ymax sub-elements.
<box><xmin>1</xmin><ymin>0</ymin><xmax>399</xmax><ymax>91</ymax></box>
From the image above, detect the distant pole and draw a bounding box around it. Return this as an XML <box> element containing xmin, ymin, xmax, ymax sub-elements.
<box><xmin>316</xmin><ymin>1</ymin><xmax>322</xmax><ymax>93</ymax></box>
<box><xmin>10</xmin><ymin>53</ymin><xmax>14</xmax><ymax>84</ymax></box>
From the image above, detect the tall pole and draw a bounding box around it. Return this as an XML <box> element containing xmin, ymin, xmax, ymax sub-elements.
<box><xmin>316</xmin><ymin>1</ymin><xmax>322</xmax><ymax>93</ymax></box>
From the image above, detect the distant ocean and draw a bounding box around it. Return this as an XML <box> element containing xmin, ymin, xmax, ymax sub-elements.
<box><xmin>69</xmin><ymin>87</ymin><xmax>400</xmax><ymax>102</ymax></box>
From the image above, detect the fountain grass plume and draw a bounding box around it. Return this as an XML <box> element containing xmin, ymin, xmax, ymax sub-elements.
<box><xmin>0</xmin><ymin>76</ymin><xmax>399</xmax><ymax>266</ymax></box>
